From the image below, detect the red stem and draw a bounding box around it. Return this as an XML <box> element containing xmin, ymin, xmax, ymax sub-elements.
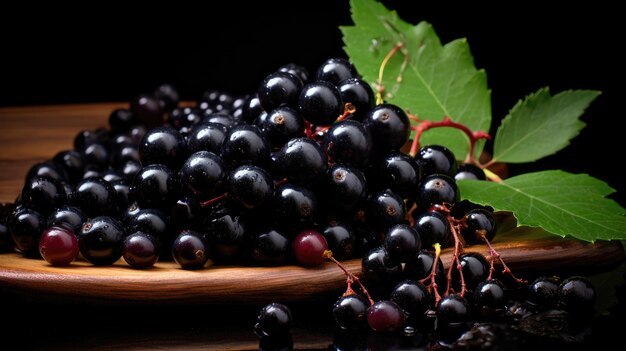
<box><xmin>482</xmin><ymin>236</ymin><xmax>527</xmax><ymax>284</ymax></box>
<box><xmin>420</xmin><ymin>243</ymin><xmax>443</xmax><ymax>305</ymax></box>
<box><xmin>408</xmin><ymin>115</ymin><xmax>492</xmax><ymax>163</ymax></box>
<box><xmin>445</xmin><ymin>220</ymin><xmax>467</xmax><ymax>298</ymax></box>
<box><xmin>324</xmin><ymin>250</ymin><xmax>375</xmax><ymax>305</ymax></box>
<box><xmin>200</xmin><ymin>192</ymin><xmax>228</xmax><ymax>208</ymax></box>
<box><xmin>313</xmin><ymin>103</ymin><xmax>355</xmax><ymax>138</ymax></box>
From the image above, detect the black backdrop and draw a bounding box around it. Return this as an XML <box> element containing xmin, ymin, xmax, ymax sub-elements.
<box><xmin>1</xmin><ymin>0</ymin><xmax>623</xmax><ymax>206</ymax></box>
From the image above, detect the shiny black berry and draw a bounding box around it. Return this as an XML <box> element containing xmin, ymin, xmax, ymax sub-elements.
<box><xmin>363</xmin><ymin>104</ymin><xmax>410</xmax><ymax>154</ymax></box>
<box><xmin>323</xmin><ymin>119</ymin><xmax>372</xmax><ymax>168</ymax></box>
<box><xmin>333</xmin><ymin>294</ymin><xmax>370</xmax><ymax>330</ymax></box>
<box><xmin>179</xmin><ymin>151</ymin><xmax>226</xmax><ymax>199</ymax></box>
<box><xmin>254</xmin><ymin>302</ymin><xmax>293</xmax><ymax>338</ymax></box>
<box><xmin>315</xmin><ymin>57</ymin><xmax>357</xmax><ymax>85</ymax></box>
<box><xmin>227</xmin><ymin>165</ymin><xmax>274</xmax><ymax>210</ymax></box>
<box><xmin>436</xmin><ymin>294</ymin><xmax>470</xmax><ymax>327</ymax></box>
<box><xmin>417</xmin><ymin>173</ymin><xmax>460</xmax><ymax>209</ymax></box>
<box><xmin>278</xmin><ymin>137</ymin><xmax>327</xmax><ymax>184</ymax></box>
<box><xmin>139</xmin><ymin>126</ymin><xmax>186</xmax><ymax>169</ymax></box>
<box><xmin>297</xmin><ymin>80</ymin><xmax>343</xmax><ymax>126</ymax></box>
<box><xmin>461</xmin><ymin>208</ymin><xmax>497</xmax><ymax>245</ymax></box>
<box><xmin>78</xmin><ymin>215</ymin><xmax>126</xmax><ymax>265</ymax></box>
<box><xmin>257</xmin><ymin>71</ymin><xmax>303</xmax><ymax>112</ymax></box>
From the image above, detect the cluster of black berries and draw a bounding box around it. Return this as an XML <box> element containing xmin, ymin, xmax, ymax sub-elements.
<box><xmin>0</xmin><ymin>55</ymin><xmax>597</xmax><ymax>349</ymax></box>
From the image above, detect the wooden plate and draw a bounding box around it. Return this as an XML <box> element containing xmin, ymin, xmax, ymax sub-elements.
<box><xmin>0</xmin><ymin>104</ymin><xmax>624</xmax><ymax>305</ymax></box>
<box><xmin>0</xmin><ymin>238</ymin><xmax>623</xmax><ymax>304</ymax></box>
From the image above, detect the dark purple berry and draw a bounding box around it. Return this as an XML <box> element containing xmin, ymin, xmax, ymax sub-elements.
<box><xmin>171</xmin><ymin>230</ymin><xmax>210</xmax><ymax>270</ymax></box>
<box><xmin>122</xmin><ymin>231</ymin><xmax>160</xmax><ymax>268</ymax></box>
<box><xmin>367</xmin><ymin>300</ymin><xmax>405</xmax><ymax>333</ymax></box>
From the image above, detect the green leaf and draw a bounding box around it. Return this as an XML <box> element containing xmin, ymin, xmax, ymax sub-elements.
<box><xmin>458</xmin><ymin>171</ymin><xmax>626</xmax><ymax>242</ymax></box>
<box><xmin>491</xmin><ymin>211</ymin><xmax>555</xmax><ymax>243</ymax></box>
<box><xmin>340</xmin><ymin>0</ymin><xmax>491</xmax><ymax>159</ymax></box>
<box><xmin>492</xmin><ymin>88</ymin><xmax>600</xmax><ymax>163</ymax></box>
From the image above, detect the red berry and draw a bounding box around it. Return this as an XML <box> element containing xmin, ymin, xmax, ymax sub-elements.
<box><xmin>39</xmin><ymin>226</ymin><xmax>79</xmax><ymax>266</ymax></box>
<box><xmin>367</xmin><ymin>300</ymin><xmax>405</xmax><ymax>333</ymax></box>
<box><xmin>292</xmin><ymin>229</ymin><xmax>328</xmax><ymax>267</ymax></box>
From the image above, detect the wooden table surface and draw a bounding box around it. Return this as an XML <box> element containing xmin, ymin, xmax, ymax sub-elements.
<box><xmin>0</xmin><ymin>103</ymin><xmax>625</xmax><ymax>350</ymax></box>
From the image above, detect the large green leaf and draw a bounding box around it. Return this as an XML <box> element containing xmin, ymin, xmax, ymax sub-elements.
<box><xmin>458</xmin><ymin>171</ymin><xmax>626</xmax><ymax>242</ymax></box>
<box><xmin>340</xmin><ymin>0</ymin><xmax>491</xmax><ymax>159</ymax></box>
<box><xmin>492</xmin><ymin>88</ymin><xmax>600</xmax><ymax>163</ymax></box>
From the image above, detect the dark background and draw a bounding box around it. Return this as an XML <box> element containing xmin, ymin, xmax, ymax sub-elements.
<box><xmin>1</xmin><ymin>0</ymin><xmax>623</xmax><ymax>206</ymax></box>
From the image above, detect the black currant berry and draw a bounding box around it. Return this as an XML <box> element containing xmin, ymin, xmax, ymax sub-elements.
<box><xmin>130</xmin><ymin>164</ymin><xmax>179</xmax><ymax>212</ymax></box>
<box><xmin>558</xmin><ymin>276</ymin><xmax>595</xmax><ymax>317</ymax></box>
<box><xmin>8</xmin><ymin>206</ymin><xmax>45</xmax><ymax>255</ymax></box>
<box><xmin>315</xmin><ymin>57</ymin><xmax>357</xmax><ymax>85</ymax></box>
<box><xmin>227</xmin><ymin>165</ymin><xmax>274</xmax><ymax>210</ymax></box>
<box><xmin>254</xmin><ymin>302</ymin><xmax>293</xmax><ymax>338</ymax></box>
<box><xmin>171</xmin><ymin>230</ymin><xmax>210</xmax><ymax>270</ymax></box>
<box><xmin>415</xmin><ymin>144</ymin><xmax>458</xmax><ymax>178</ymax></box>
<box><xmin>186</xmin><ymin>122</ymin><xmax>228</xmax><ymax>155</ymax></box>
<box><xmin>21</xmin><ymin>176</ymin><xmax>67</xmax><ymax>215</ymax></box>
<box><xmin>278</xmin><ymin>63</ymin><xmax>310</xmax><ymax>85</ymax></box>
<box><xmin>436</xmin><ymin>294</ymin><xmax>470</xmax><ymax>327</ymax></box>
<box><xmin>383</xmin><ymin>224</ymin><xmax>421</xmax><ymax>264</ymax></box>
<box><xmin>455</xmin><ymin>163</ymin><xmax>486</xmax><ymax>181</ymax></box>
<box><xmin>321</xmin><ymin>222</ymin><xmax>355</xmax><ymax>261</ymax></box>
<box><xmin>78</xmin><ymin>215</ymin><xmax>126</xmax><ymax>265</ymax></box>
<box><xmin>122</xmin><ymin>231</ymin><xmax>160</xmax><ymax>268</ymax></box>
<box><xmin>323</xmin><ymin>119</ymin><xmax>372</xmax><ymax>168</ymax></box>
<box><xmin>220</xmin><ymin>124</ymin><xmax>270</xmax><ymax>169</ymax></box>
<box><xmin>320</xmin><ymin>164</ymin><xmax>367</xmax><ymax>214</ymax></box>
<box><xmin>365</xmin><ymin>190</ymin><xmax>406</xmax><ymax>233</ymax></box>
<box><xmin>337</xmin><ymin>77</ymin><xmax>375</xmax><ymax>121</ymax></box>
<box><xmin>412</xmin><ymin>210</ymin><xmax>452</xmax><ymax>249</ymax></box>
<box><xmin>205</xmin><ymin>212</ymin><xmax>248</xmax><ymax>262</ymax></box>
<box><xmin>272</xmin><ymin>183</ymin><xmax>318</xmax><ymax>229</ymax></box>
<box><xmin>527</xmin><ymin>276</ymin><xmax>560</xmax><ymax>309</ymax></box>
<box><xmin>417</xmin><ymin>173</ymin><xmax>460</xmax><ymax>209</ymax></box>
<box><xmin>250</xmin><ymin>229</ymin><xmax>291</xmax><ymax>265</ymax></box>
<box><xmin>47</xmin><ymin>205</ymin><xmax>86</xmax><ymax>234</ymax></box>
<box><xmin>461</xmin><ymin>208</ymin><xmax>497</xmax><ymax>245</ymax></box>
<box><xmin>278</xmin><ymin>137</ymin><xmax>328</xmax><ymax>184</ymax></box>
<box><xmin>457</xmin><ymin>253</ymin><xmax>490</xmax><ymax>291</ymax></box>
<box><xmin>363</xmin><ymin>104</ymin><xmax>410</xmax><ymax>154</ymax></box>
<box><xmin>139</xmin><ymin>126</ymin><xmax>186</xmax><ymax>169</ymax></box>
<box><xmin>390</xmin><ymin>279</ymin><xmax>431</xmax><ymax>318</ymax></box>
<box><xmin>361</xmin><ymin>246</ymin><xmax>403</xmax><ymax>293</ymax></box>
<box><xmin>71</xmin><ymin>177</ymin><xmax>117</xmax><ymax>217</ymax></box>
<box><xmin>333</xmin><ymin>294</ymin><xmax>370</xmax><ymax>330</ymax></box>
<box><xmin>473</xmin><ymin>279</ymin><xmax>507</xmax><ymax>316</ymax></box>
<box><xmin>259</xmin><ymin>107</ymin><xmax>305</xmax><ymax>149</ymax></box>
<box><xmin>257</xmin><ymin>71</ymin><xmax>303</xmax><ymax>112</ymax></box>
<box><xmin>297</xmin><ymin>80</ymin><xmax>343</xmax><ymax>126</ymax></box>
<box><xmin>179</xmin><ymin>151</ymin><xmax>227</xmax><ymax>199</ymax></box>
